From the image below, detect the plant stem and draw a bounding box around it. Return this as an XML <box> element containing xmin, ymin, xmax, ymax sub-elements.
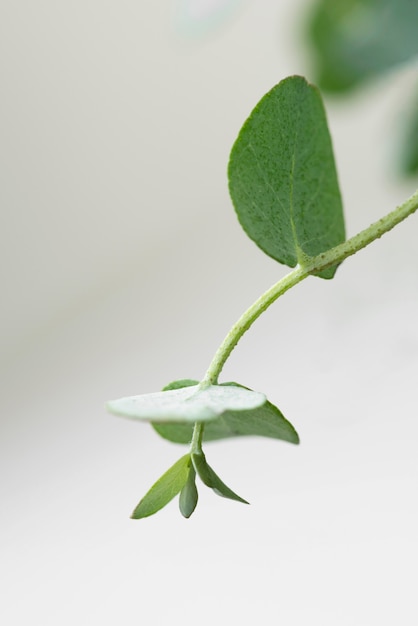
<box><xmin>203</xmin><ymin>189</ymin><xmax>418</xmax><ymax>384</ymax></box>
<box><xmin>306</xmin><ymin>189</ymin><xmax>418</xmax><ymax>273</ymax></box>
<box><xmin>203</xmin><ymin>266</ymin><xmax>307</xmax><ymax>385</ymax></box>
<box><xmin>190</xmin><ymin>421</ymin><xmax>205</xmax><ymax>455</ymax></box>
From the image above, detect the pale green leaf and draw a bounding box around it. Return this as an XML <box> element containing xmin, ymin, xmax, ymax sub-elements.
<box><xmin>228</xmin><ymin>76</ymin><xmax>345</xmax><ymax>279</ymax></box>
<box><xmin>107</xmin><ymin>383</ymin><xmax>266</xmax><ymax>423</ymax></box>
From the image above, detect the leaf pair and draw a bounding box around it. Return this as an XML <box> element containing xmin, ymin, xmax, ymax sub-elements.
<box><xmin>107</xmin><ymin>378</ymin><xmax>299</xmax><ymax>445</ymax></box>
<box><xmin>152</xmin><ymin>380</ymin><xmax>299</xmax><ymax>445</ymax></box>
<box><xmin>131</xmin><ymin>452</ymin><xmax>247</xmax><ymax>519</ymax></box>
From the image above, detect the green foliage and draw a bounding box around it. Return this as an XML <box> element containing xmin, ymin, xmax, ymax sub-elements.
<box><xmin>228</xmin><ymin>76</ymin><xmax>345</xmax><ymax>279</ymax></box>
<box><xmin>399</xmin><ymin>88</ymin><xmax>418</xmax><ymax>177</ymax></box>
<box><xmin>306</xmin><ymin>0</ymin><xmax>418</xmax><ymax>177</ymax></box>
<box><xmin>153</xmin><ymin>380</ymin><xmax>299</xmax><ymax>445</ymax></box>
<box><xmin>307</xmin><ymin>0</ymin><xmax>418</xmax><ymax>92</ymax></box>
<box><xmin>131</xmin><ymin>450</ymin><xmax>248</xmax><ymax>519</ymax></box>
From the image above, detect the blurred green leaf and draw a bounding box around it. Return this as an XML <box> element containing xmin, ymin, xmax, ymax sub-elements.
<box><xmin>398</xmin><ymin>87</ymin><xmax>418</xmax><ymax>176</ymax></box>
<box><xmin>153</xmin><ymin>380</ymin><xmax>300</xmax><ymax>445</ymax></box>
<box><xmin>307</xmin><ymin>0</ymin><xmax>418</xmax><ymax>92</ymax></box>
<box><xmin>131</xmin><ymin>454</ymin><xmax>191</xmax><ymax>519</ymax></box>
<box><xmin>228</xmin><ymin>76</ymin><xmax>345</xmax><ymax>279</ymax></box>
<box><xmin>107</xmin><ymin>382</ymin><xmax>265</xmax><ymax>423</ymax></box>
<box><xmin>192</xmin><ymin>452</ymin><xmax>249</xmax><ymax>504</ymax></box>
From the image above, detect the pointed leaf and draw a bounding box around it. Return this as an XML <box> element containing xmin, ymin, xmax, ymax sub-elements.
<box><xmin>153</xmin><ymin>380</ymin><xmax>299</xmax><ymax>445</ymax></box>
<box><xmin>107</xmin><ymin>383</ymin><xmax>266</xmax><ymax>423</ymax></box>
<box><xmin>228</xmin><ymin>75</ymin><xmax>345</xmax><ymax>279</ymax></box>
<box><xmin>192</xmin><ymin>452</ymin><xmax>249</xmax><ymax>504</ymax></box>
<box><xmin>179</xmin><ymin>465</ymin><xmax>198</xmax><ymax>518</ymax></box>
<box><xmin>308</xmin><ymin>0</ymin><xmax>418</xmax><ymax>93</ymax></box>
<box><xmin>131</xmin><ymin>454</ymin><xmax>191</xmax><ymax>519</ymax></box>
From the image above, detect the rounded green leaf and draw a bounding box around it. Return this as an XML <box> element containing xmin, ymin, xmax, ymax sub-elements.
<box><xmin>107</xmin><ymin>383</ymin><xmax>266</xmax><ymax>423</ymax></box>
<box><xmin>153</xmin><ymin>380</ymin><xmax>299</xmax><ymax>445</ymax></box>
<box><xmin>228</xmin><ymin>75</ymin><xmax>345</xmax><ymax>279</ymax></box>
<box><xmin>131</xmin><ymin>454</ymin><xmax>191</xmax><ymax>519</ymax></box>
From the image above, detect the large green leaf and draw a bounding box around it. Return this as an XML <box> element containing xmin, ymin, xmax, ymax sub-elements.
<box><xmin>152</xmin><ymin>380</ymin><xmax>299</xmax><ymax>445</ymax></box>
<box><xmin>307</xmin><ymin>0</ymin><xmax>418</xmax><ymax>92</ymax></box>
<box><xmin>131</xmin><ymin>454</ymin><xmax>191</xmax><ymax>519</ymax></box>
<box><xmin>228</xmin><ymin>76</ymin><xmax>345</xmax><ymax>279</ymax></box>
<box><xmin>107</xmin><ymin>383</ymin><xmax>265</xmax><ymax>423</ymax></box>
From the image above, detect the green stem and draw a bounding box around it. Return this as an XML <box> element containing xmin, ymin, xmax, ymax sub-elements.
<box><xmin>203</xmin><ymin>189</ymin><xmax>418</xmax><ymax>385</ymax></box>
<box><xmin>203</xmin><ymin>266</ymin><xmax>307</xmax><ymax>385</ymax></box>
<box><xmin>190</xmin><ymin>421</ymin><xmax>205</xmax><ymax>455</ymax></box>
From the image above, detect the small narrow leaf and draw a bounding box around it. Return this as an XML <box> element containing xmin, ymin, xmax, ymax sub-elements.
<box><xmin>192</xmin><ymin>452</ymin><xmax>249</xmax><ymax>504</ymax></box>
<box><xmin>228</xmin><ymin>75</ymin><xmax>345</xmax><ymax>279</ymax></box>
<box><xmin>179</xmin><ymin>465</ymin><xmax>199</xmax><ymax>518</ymax></box>
<box><xmin>153</xmin><ymin>380</ymin><xmax>299</xmax><ymax>445</ymax></box>
<box><xmin>131</xmin><ymin>454</ymin><xmax>190</xmax><ymax>519</ymax></box>
<box><xmin>107</xmin><ymin>383</ymin><xmax>266</xmax><ymax>424</ymax></box>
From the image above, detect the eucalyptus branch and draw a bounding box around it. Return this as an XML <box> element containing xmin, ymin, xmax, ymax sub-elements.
<box><xmin>107</xmin><ymin>77</ymin><xmax>418</xmax><ymax>520</ymax></box>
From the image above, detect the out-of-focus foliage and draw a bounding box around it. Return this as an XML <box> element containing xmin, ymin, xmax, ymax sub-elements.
<box><xmin>307</xmin><ymin>0</ymin><xmax>418</xmax><ymax>92</ymax></box>
<box><xmin>306</xmin><ymin>0</ymin><xmax>418</xmax><ymax>176</ymax></box>
<box><xmin>398</xmin><ymin>87</ymin><xmax>418</xmax><ymax>176</ymax></box>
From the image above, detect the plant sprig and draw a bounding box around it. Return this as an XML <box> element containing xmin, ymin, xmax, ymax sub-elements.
<box><xmin>107</xmin><ymin>76</ymin><xmax>418</xmax><ymax>519</ymax></box>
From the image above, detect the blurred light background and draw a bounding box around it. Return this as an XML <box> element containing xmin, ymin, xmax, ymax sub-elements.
<box><xmin>1</xmin><ymin>1</ymin><xmax>417</xmax><ymax>624</ymax></box>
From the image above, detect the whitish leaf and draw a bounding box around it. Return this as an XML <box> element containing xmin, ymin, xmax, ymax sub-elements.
<box><xmin>107</xmin><ymin>383</ymin><xmax>266</xmax><ymax>424</ymax></box>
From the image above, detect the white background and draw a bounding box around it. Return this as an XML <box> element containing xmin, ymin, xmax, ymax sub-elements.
<box><xmin>1</xmin><ymin>1</ymin><xmax>417</xmax><ymax>624</ymax></box>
